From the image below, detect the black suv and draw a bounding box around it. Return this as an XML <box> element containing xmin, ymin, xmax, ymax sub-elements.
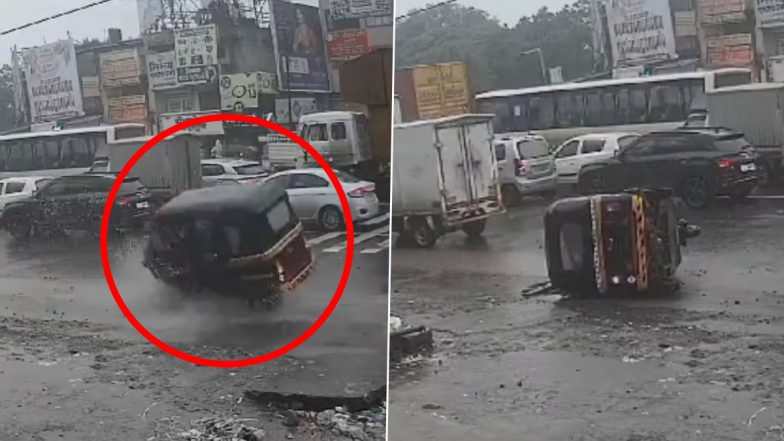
<box><xmin>578</xmin><ymin>129</ymin><xmax>763</xmax><ymax>208</ymax></box>
<box><xmin>1</xmin><ymin>174</ymin><xmax>154</xmax><ymax>238</ymax></box>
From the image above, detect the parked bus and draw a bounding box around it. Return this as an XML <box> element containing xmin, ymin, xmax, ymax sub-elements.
<box><xmin>476</xmin><ymin>69</ymin><xmax>753</xmax><ymax>146</ymax></box>
<box><xmin>0</xmin><ymin>124</ymin><xmax>147</xmax><ymax>178</ymax></box>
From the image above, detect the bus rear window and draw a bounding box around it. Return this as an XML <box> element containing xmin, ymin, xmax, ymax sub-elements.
<box><xmin>113</xmin><ymin>126</ymin><xmax>147</xmax><ymax>140</ymax></box>
<box><xmin>714</xmin><ymin>72</ymin><xmax>752</xmax><ymax>89</ymax></box>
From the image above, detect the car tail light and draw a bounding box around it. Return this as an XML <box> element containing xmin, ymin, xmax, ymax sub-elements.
<box><xmin>717</xmin><ymin>158</ymin><xmax>734</xmax><ymax>170</ymax></box>
<box><xmin>117</xmin><ymin>196</ymin><xmax>135</xmax><ymax>207</ymax></box>
<box><xmin>514</xmin><ymin>158</ymin><xmax>530</xmax><ymax>177</ymax></box>
<box><xmin>348</xmin><ymin>186</ymin><xmax>375</xmax><ymax>198</ymax></box>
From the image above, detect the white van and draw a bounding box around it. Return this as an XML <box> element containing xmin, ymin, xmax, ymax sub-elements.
<box><xmin>493</xmin><ymin>133</ymin><xmax>557</xmax><ymax>205</ymax></box>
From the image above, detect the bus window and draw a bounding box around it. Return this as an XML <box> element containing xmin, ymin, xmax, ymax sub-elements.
<box><xmin>585</xmin><ymin>92</ymin><xmax>602</xmax><ymax>126</ymax></box>
<box><xmin>663</xmin><ymin>85</ymin><xmax>685</xmax><ymax>121</ymax></box>
<box><xmin>8</xmin><ymin>142</ymin><xmax>32</xmax><ymax>171</ymax></box>
<box><xmin>630</xmin><ymin>85</ymin><xmax>648</xmax><ymax>123</ymax></box>
<box><xmin>555</xmin><ymin>93</ymin><xmax>569</xmax><ymax>128</ymax></box>
<box><xmin>62</xmin><ymin>137</ymin><xmax>90</xmax><ymax>167</ymax></box>
<box><xmin>649</xmin><ymin>86</ymin><xmax>666</xmax><ymax>122</ymax></box>
<box><xmin>0</xmin><ymin>143</ymin><xmax>8</xmax><ymax>171</ymax></box>
<box><xmin>32</xmin><ymin>140</ymin><xmax>46</xmax><ymax>169</ymax></box>
<box><xmin>538</xmin><ymin>94</ymin><xmax>556</xmax><ymax>130</ymax></box>
<box><xmin>45</xmin><ymin>139</ymin><xmax>61</xmax><ymax>168</ymax></box>
<box><xmin>601</xmin><ymin>90</ymin><xmax>615</xmax><ymax>125</ymax></box>
<box><xmin>617</xmin><ymin>88</ymin><xmax>631</xmax><ymax>124</ymax></box>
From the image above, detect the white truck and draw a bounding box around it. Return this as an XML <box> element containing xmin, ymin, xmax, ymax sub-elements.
<box><xmin>94</xmin><ymin>133</ymin><xmax>203</xmax><ymax>202</ymax></box>
<box><xmin>686</xmin><ymin>83</ymin><xmax>784</xmax><ymax>185</ymax></box>
<box><xmin>392</xmin><ymin>114</ymin><xmax>504</xmax><ymax>247</ymax></box>
<box><xmin>267</xmin><ymin>111</ymin><xmax>373</xmax><ymax>170</ymax></box>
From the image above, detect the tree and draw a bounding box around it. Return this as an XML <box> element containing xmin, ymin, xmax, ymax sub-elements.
<box><xmin>395</xmin><ymin>1</ymin><xmax>595</xmax><ymax>92</ymax></box>
<box><xmin>0</xmin><ymin>65</ymin><xmax>17</xmax><ymax>132</ymax></box>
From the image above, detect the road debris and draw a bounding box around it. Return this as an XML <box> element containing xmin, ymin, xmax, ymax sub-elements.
<box><xmin>244</xmin><ymin>386</ymin><xmax>385</xmax><ymax>413</ymax></box>
<box><xmin>294</xmin><ymin>405</ymin><xmax>386</xmax><ymax>440</ymax></box>
<box><xmin>150</xmin><ymin>415</ymin><xmax>264</xmax><ymax>441</ymax></box>
<box><xmin>748</xmin><ymin>407</ymin><xmax>767</xmax><ymax>426</ymax></box>
<box><xmin>390</xmin><ymin>317</ymin><xmax>433</xmax><ymax>363</ymax></box>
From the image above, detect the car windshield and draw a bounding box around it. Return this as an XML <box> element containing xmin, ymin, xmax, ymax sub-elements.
<box><xmin>234</xmin><ymin>163</ymin><xmax>267</xmax><ymax>175</ymax></box>
<box><xmin>517</xmin><ymin>139</ymin><xmax>550</xmax><ymax>159</ymax></box>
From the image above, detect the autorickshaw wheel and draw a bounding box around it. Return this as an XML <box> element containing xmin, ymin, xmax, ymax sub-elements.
<box><xmin>681</xmin><ymin>176</ymin><xmax>713</xmax><ymax>209</ymax></box>
<box><xmin>462</xmin><ymin>219</ymin><xmax>486</xmax><ymax>238</ymax></box>
<box><xmin>501</xmin><ymin>185</ymin><xmax>521</xmax><ymax>207</ymax></box>
<box><xmin>318</xmin><ymin>206</ymin><xmax>344</xmax><ymax>232</ymax></box>
<box><xmin>409</xmin><ymin>219</ymin><xmax>437</xmax><ymax>248</ymax></box>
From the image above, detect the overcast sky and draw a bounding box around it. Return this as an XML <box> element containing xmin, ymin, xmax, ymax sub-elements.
<box><xmin>395</xmin><ymin>0</ymin><xmax>571</xmax><ymax>25</ymax></box>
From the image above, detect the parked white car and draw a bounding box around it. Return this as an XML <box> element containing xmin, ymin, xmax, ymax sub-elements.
<box><xmin>264</xmin><ymin>168</ymin><xmax>380</xmax><ymax>231</ymax></box>
<box><xmin>0</xmin><ymin>176</ymin><xmax>53</xmax><ymax>213</ymax></box>
<box><xmin>554</xmin><ymin>133</ymin><xmax>640</xmax><ymax>185</ymax></box>
<box><xmin>494</xmin><ymin>133</ymin><xmax>557</xmax><ymax>205</ymax></box>
<box><xmin>201</xmin><ymin>159</ymin><xmax>270</xmax><ymax>187</ymax></box>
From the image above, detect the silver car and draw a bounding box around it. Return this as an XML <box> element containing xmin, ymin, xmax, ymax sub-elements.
<box><xmin>265</xmin><ymin>169</ymin><xmax>380</xmax><ymax>231</ymax></box>
<box><xmin>494</xmin><ymin>133</ymin><xmax>557</xmax><ymax>205</ymax></box>
<box><xmin>201</xmin><ymin>159</ymin><xmax>270</xmax><ymax>187</ymax></box>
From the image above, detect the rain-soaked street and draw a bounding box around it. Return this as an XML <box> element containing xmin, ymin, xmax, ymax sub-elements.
<box><xmin>0</xmin><ymin>221</ymin><xmax>389</xmax><ymax>440</ymax></box>
<box><xmin>389</xmin><ymin>196</ymin><xmax>784</xmax><ymax>441</ymax></box>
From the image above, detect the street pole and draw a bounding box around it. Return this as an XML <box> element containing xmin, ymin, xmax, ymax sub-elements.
<box><xmin>285</xmin><ymin>54</ymin><xmax>293</xmax><ymax>131</ymax></box>
<box><xmin>521</xmin><ymin>48</ymin><xmax>548</xmax><ymax>86</ymax></box>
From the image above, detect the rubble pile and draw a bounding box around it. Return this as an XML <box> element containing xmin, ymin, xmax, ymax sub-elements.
<box><xmin>151</xmin><ymin>415</ymin><xmax>266</xmax><ymax>441</ymax></box>
<box><xmin>294</xmin><ymin>405</ymin><xmax>386</xmax><ymax>440</ymax></box>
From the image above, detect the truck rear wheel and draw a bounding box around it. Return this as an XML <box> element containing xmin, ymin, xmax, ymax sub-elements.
<box><xmin>462</xmin><ymin>219</ymin><xmax>486</xmax><ymax>238</ymax></box>
<box><xmin>409</xmin><ymin>219</ymin><xmax>437</xmax><ymax>248</ymax></box>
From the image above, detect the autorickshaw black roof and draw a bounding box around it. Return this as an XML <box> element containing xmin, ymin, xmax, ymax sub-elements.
<box><xmin>156</xmin><ymin>181</ymin><xmax>287</xmax><ymax>222</ymax></box>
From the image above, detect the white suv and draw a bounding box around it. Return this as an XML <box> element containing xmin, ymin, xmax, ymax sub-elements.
<box><xmin>554</xmin><ymin>133</ymin><xmax>640</xmax><ymax>185</ymax></box>
<box><xmin>494</xmin><ymin>133</ymin><xmax>557</xmax><ymax>206</ymax></box>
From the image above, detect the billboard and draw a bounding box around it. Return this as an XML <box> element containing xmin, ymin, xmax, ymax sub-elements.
<box><xmin>160</xmin><ymin>111</ymin><xmax>225</xmax><ymax>135</ymax></box>
<box><xmin>147</xmin><ymin>51</ymin><xmax>177</xmax><ymax>90</ymax></box>
<box><xmin>220</xmin><ymin>72</ymin><xmax>278</xmax><ymax>111</ymax></box>
<box><xmin>327</xmin><ymin>29</ymin><xmax>371</xmax><ymax>61</ymax></box>
<box><xmin>275</xmin><ymin>97</ymin><xmax>318</xmax><ymax>124</ymax></box>
<box><xmin>329</xmin><ymin>0</ymin><xmax>393</xmax><ymax>19</ymax></box>
<box><xmin>108</xmin><ymin>94</ymin><xmax>148</xmax><ymax>123</ymax></box>
<box><xmin>757</xmin><ymin>0</ymin><xmax>784</xmax><ymax>28</ymax></box>
<box><xmin>23</xmin><ymin>40</ymin><xmax>84</xmax><ymax>123</ymax></box>
<box><xmin>706</xmin><ymin>33</ymin><xmax>754</xmax><ymax>67</ymax></box>
<box><xmin>699</xmin><ymin>0</ymin><xmax>747</xmax><ymax>24</ymax></box>
<box><xmin>270</xmin><ymin>0</ymin><xmax>331</xmax><ymax>92</ymax></box>
<box><xmin>100</xmin><ymin>49</ymin><xmax>142</xmax><ymax>88</ymax></box>
<box><xmin>605</xmin><ymin>0</ymin><xmax>677</xmax><ymax>67</ymax></box>
<box><xmin>175</xmin><ymin>24</ymin><xmax>219</xmax><ymax>85</ymax></box>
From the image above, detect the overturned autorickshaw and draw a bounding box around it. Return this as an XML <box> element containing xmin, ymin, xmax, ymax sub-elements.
<box><xmin>545</xmin><ymin>189</ymin><xmax>701</xmax><ymax>295</ymax></box>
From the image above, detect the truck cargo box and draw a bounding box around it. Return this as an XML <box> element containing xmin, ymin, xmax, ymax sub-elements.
<box><xmin>393</xmin><ymin>114</ymin><xmax>501</xmax><ymax>222</ymax></box>
<box><xmin>108</xmin><ymin>134</ymin><xmax>202</xmax><ymax>199</ymax></box>
<box><xmin>707</xmin><ymin>83</ymin><xmax>784</xmax><ymax>148</ymax></box>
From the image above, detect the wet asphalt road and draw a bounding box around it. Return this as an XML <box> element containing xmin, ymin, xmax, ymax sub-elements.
<box><xmin>0</xmin><ymin>223</ymin><xmax>389</xmax><ymax>439</ymax></box>
<box><xmin>389</xmin><ymin>195</ymin><xmax>784</xmax><ymax>441</ymax></box>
